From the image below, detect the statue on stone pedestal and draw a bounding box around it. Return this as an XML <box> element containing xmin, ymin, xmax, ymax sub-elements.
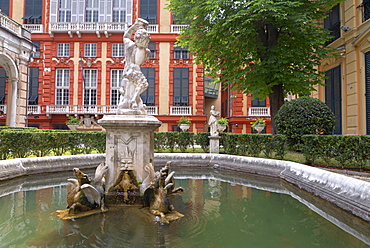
<box><xmin>208</xmin><ymin>105</ymin><xmax>220</xmax><ymax>136</ymax></box>
<box><xmin>117</xmin><ymin>18</ymin><xmax>151</xmax><ymax>115</ymax></box>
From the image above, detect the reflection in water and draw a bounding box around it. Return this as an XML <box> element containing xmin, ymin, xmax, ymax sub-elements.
<box><xmin>0</xmin><ymin>171</ymin><xmax>369</xmax><ymax>248</ymax></box>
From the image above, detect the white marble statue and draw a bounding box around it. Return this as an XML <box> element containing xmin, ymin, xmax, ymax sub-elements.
<box><xmin>117</xmin><ymin>18</ymin><xmax>151</xmax><ymax>115</ymax></box>
<box><xmin>208</xmin><ymin>105</ymin><xmax>220</xmax><ymax>136</ymax></box>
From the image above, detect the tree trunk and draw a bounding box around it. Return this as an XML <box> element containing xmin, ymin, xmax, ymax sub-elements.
<box><xmin>269</xmin><ymin>84</ymin><xmax>285</xmax><ymax>134</ymax></box>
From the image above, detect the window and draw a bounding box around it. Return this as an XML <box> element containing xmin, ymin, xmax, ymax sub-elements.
<box><xmin>111</xmin><ymin>69</ymin><xmax>123</xmax><ymax>105</ymax></box>
<box><xmin>359</xmin><ymin>1</ymin><xmax>370</xmax><ymax>22</ymax></box>
<box><xmin>148</xmin><ymin>42</ymin><xmax>156</xmax><ymax>59</ymax></box>
<box><xmin>251</xmin><ymin>95</ymin><xmax>266</xmax><ymax>107</ymax></box>
<box><xmin>29</xmin><ymin>67</ymin><xmax>39</xmax><ymax>105</ymax></box>
<box><xmin>56</xmin><ymin>69</ymin><xmax>70</xmax><ymax>105</ymax></box>
<box><xmin>58</xmin><ymin>43</ymin><xmax>70</xmax><ymax>57</ymax></box>
<box><xmin>141</xmin><ymin>68</ymin><xmax>155</xmax><ymax>106</ymax></box>
<box><xmin>174</xmin><ymin>46</ymin><xmax>189</xmax><ymax>59</ymax></box>
<box><xmin>32</xmin><ymin>42</ymin><xmax>40</xmax><ymax>58</ymax></box>
<box><xmin>324</xmin><ymin>4</ymin><xmax>340</xmax><ymax>45</ymax></box>
<box><xmin>140</xmin><ymin>0</ymin><xmax>157</xmax><ymax>24</ymax></box>
<box><xmin>173</xmin><ymin>68</ymin><xmax>189</xmax><ymax>106</ymax></box>
<box><xmin>365</xmin><ymin>51</ymin><xmax>370</xmax><ymax>134</ymax></box>
<box><xmin>325</xmin><ymin>66</ymin><xmax>342</xmax><ymax>134</ymax></box>
<box><xmin>23</xmin><ymin>0</ymin><xmax>42</xmax><ymax>24</ymax></box>
<box><xmin>113</xmin><ymin>0</ymin><xmax>126</xmax><ymax>22</ymax></box>
<box><xmin>83</xmin><ymin>69</ymin><xmax>97</xmax><ymax>105</ymax></box>
<box><xmin>112</xmin><ymin>43</ymin><xmax>124</xmax><ymax>57</ymax></box>
<box><xmin>204</xmin><ymin>76</ymin><xmax>219</xmax><ymax>98</ymax></box>
<box><xmin>58</xmin><ymin>0</ymin><xmax>71</xmax><ymax>22</ymax></box>
<box><xmin>172</xmin><ymin>14</ymin><xmax>188</xmax><ymax>25</ymax></box>
<box><xmin>86</xmin><ymin>0</ymin><xmax>98</xmax><ymax>22</ymax></box>
<box><xmin>84</xmin><ymin>43</ymin><xmax>97</xmax><ymax>57</ymax></box>
<box><xmin>0</xmin><ymin>68</ymin><xmax>6</xmax><ymax>104</ymax></box>
<box><xmin>0</xmin><ymin>0</ymin><xmax>10</xmax><ymax>16</ymax></box>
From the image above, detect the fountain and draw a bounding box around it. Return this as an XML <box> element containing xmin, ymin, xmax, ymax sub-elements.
<box><xmin>0</xmin><ymin>17</ymin><xmax>369</xmax><ymax>247</ymax></box>
<box><xmin>52</xmin><ymin>18</ymin><xmax>183</xmax><ymax>223</ymax></box>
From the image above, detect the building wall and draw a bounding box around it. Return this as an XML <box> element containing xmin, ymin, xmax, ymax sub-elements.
<box><xmin>315</xmin><ymin>0</ymin><xmax>370</xmax><ymax>135</ymax></box>
<box><xmin>0</xmin><ymin>0</ymin><xmax>272</xmax><ymax>133</ymax></box>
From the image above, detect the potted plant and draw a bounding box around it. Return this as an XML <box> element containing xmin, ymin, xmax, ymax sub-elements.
<box><xmin>251</xmin><ymin>118</ymin><xmax>266</xmax><ymax>134</ymax></box>
<box><xmin>217</xmin><ymin>118</ymin><xmax>228</xmax><ymax>132</ymax></box>
<box><xmin>66</xmin><ymin>116</ymin><xmax>80</xmax><ymax>130</ymax></box>
<box><xmin>177</xmin><ymin>117</ymin><xmax>191</xmax><ymax>131</ymax></box>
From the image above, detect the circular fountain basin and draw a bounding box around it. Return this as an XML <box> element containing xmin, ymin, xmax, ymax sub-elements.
<box><xmin>0</xmin><ymin>153</ymin><xmax>369</xmax><ymax>247</ymax></box>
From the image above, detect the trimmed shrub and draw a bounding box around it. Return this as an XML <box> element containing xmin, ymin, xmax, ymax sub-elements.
<box><xmin>194</xmin><ymin>132</ymin><xmax>210</xmax><ymax>152</ymax></box>
<box><xmin>275</xmin><ymin>97</ymin><xmax>335</xmax><ymax>148</ymax></box>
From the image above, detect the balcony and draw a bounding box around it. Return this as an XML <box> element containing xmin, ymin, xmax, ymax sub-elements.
<box><xmin>170</xmin><ymin>106</ymin><xmax>192</xmax><ymax>115</ymax></box>
<box><xmin>46</xmin><ymin>105</ymin><xmax>158</xmax><ymax>116</ymax></box>
<box><xmin>23</xmin><ymin>24</ymin><xmax>44</xmax><ymax>33</ymax></box>
<box><xmin>248</xmin><ymin>107</ymin><xmax>270</xmax><ymax>116</ymax></box>
<box><xmin>0</xmin><ymin>11</ymin><xmax>31</xmax><ymax>39</ymax></box>
<box><xmin>27</xmin><ymin>105</ymin><xmax>41</xmax><ymax>114</ymax></box>
<box><xmin>49</xmin><ymin>22</ymin><xmax>128</xmax><ymax>37</ymax></box>
<box><xmin>171</xmin><ymin>24</ymin><xmax>188</xmax><ymax>33</ymax></box>
<box><xmin>0</xmin><ymin>105</ymin><xmax>41</xmax><ymax>115</ymax></box>
<box><xmin>147</xmin><ymin>25</ymin><xmax>158</xmax><ymax>33</ymax></box>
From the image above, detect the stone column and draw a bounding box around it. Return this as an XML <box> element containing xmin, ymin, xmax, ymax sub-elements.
<box><xmin>6</xmin><ymin>80</ymin><xmax>18</xmax><ymax>127</ymax></box>
<box><xmin>209</xmin><ymin>135</ymin><xmax>220</xmax><ymax>154</ymax></box>
<box><xmin>98</xmin><ymin>114</ymin><xmax>162</xmax><ymax>192</ymax></box>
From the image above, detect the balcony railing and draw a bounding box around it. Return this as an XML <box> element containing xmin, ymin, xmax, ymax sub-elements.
<box><xmin>0</xmin><ymin>105</ymin><xmax>6</xmax><ymax>114</ymax></box>
<box><xmin>170</xmin><ymin>106</ymin><xmax>192</xmax><ymax>115</ymax></box>
<box><xmin>28</xmin><ymin>105</ymin><xmax>41</xmax><ymax>114</ymax></box>
<box><xmin>46</xmin><ymin>105</ymin><xmax>158</xmax><ymax>116</ymax></box>
<box><xmin>0</xmin><ymin>105</ymin><xmax>40</xmax><ymax>115</ymax></box>
<box><xmin>248</xmin><ymin>107</ymin><xmax>270</xmax><ymax>116</ymax></box>
<box><xmin>0</xmin><ymin>11</ymin><xmax>31</xmax><ymax>39</ymax></box>
<box><xmin>49</xmin><ymin>22</ymin><xmax>128</xmax><ymax>33</ymax></box>
<box><xmin>147</xmin><ymin>24</ymin><xmax>158</xmax><ymax>33</ymax></box>
<box><xmin>22</xmin><ymin>24</ymin><xmax>44</xmax><ymax>33</ymax></box>
<box><xmin>171</xmin><ymin>24</ymin><xmax>188</xmax><ymax>33</ymax></box>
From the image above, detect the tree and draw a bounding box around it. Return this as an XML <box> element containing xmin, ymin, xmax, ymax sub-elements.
<box><xmin>168</xmin><ymin>0</ymin><xmax>343</xmax><ymax>133</ymax></box>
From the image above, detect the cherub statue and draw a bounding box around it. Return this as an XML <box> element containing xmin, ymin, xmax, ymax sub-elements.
<box><xmin>118</xmin><ymin>18</ymin><xmax>151</xmax><ymax>115</ymax></box>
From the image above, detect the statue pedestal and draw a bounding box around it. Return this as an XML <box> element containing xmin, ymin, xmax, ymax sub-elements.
<box><xmin>209</xmin><ymin>135</ymin><xmax>220</xmax><ymax>154</ymax></box>
<box><xmin>98</xmin><ymin>115</ymin><xmax>162</xmax><ymax>192</ymax></box>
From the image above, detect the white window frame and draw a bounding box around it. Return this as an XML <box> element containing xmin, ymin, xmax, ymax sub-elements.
<box><xmin>83</xmin><ymin>69</ymin><xmax>97</xmax><ymax>105</ymax></box>
<box><xmin>57</xmin><ymin>43</ymin><xmax>70</xmax><ymax>57</ymax></box>
<box><xmin>112</xmin><ymin>43</ymin><xmax>124</xmax><ymax>57</ymax></box>
<box><xmin>84</xmin><ymin>43</ymin><xmax>97</xmax><ymax>57</ymax></box>
<box><xmin>55</xmin><ymin>69</ymin><xmax>70</xmax><ymax>105</ymax></box>
<box><xmin>111</xmin><ymin>69</ymin><xmax>124</xmax><ymax>105</ymax></box>
<box><xmin>113</xmin><ymin>0</ymin><xmax>127</xmax><ymax>22</ymax></box>
<box><xmin>58</xmin><ymin>0</ymin><xmax>71</xmax><ymax>22</ymax></box>
<box><xmin>86</xmin><ymin>0</ymin><xmax>99</xmax><ymax>22</ymax></box>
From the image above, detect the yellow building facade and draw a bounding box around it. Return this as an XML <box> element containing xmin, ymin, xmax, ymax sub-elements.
<box><xmin>315</xmin><ymin>0</ymin><xmax>370</xmax><ymax>135</ymax></box>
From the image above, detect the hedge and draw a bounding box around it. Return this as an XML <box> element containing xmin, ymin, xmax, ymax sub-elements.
<box><xmin>219</xmin><ymin>133</ymin><xmax>287</xmax><ymax>159</ymax></box>
<box><xmin>1</xmin><ymin>127</ymin><xmax>370</xmax><ymax>170</ymax></box>
<box><xmin>301</xmin><ymin>135</ymin><xmax>370</xmax><ymax>169</ymax></box>
<box><xmin>0</xmin><ymin>128</ymin><xmax>106</xmax><ymax>159</ymax></box>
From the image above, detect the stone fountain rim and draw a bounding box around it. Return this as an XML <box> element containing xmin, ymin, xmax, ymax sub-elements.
<box><xmin>0</xmin><ymin>153</ymin><xmax>369</xmax><ymax>222</ymax></box>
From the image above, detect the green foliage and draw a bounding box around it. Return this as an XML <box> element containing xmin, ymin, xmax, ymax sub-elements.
<box><xmin>154</xmin><ymin>132</ymin><xmax>194</xmax><ymax>152</ymax></box>
<box><xmin>154</xmin><ymin>132</ymin><xmax>168</xmax><ymax>152</ymax></box>
<box><xmin>275</xmin><ymin>97</ymin><xmax>335</xmax><ymax>148</ymax></box>
<box><xmin>0</xmin><ymin>129</ymin><xmax>106</xmax><ymax>159</ymax></box>
<box><xmin>194</xmin><ymin>132</ymin><xmax>210</xmax><ymax>152</ymax></box>
<box><xmin>217</xmin><ymin>118</ymin><xmax>229</xmax><ymax>126</ymax></box>
<box><xmin>66</xmin><ymin>116</ymin><xmax>80</xmax><ymax>125</ymax></box>
<box><xmin>250</xmin><ymin>118</ymin><xmax>266</xmax><ymax>129</ymax></box>
<box><xmin>168</xmin><ymin>0</ymin><xmax>343</xmax><ymax>122</ymax></box>
<box><xmin>302</xmin><ymin>135</ymin><xmax>370</xmax><ymax>169</ymax></box>
<box><xmin>220</xmin><ymin>133</ymin><xmax>287</xmax><ymax>159</ymax></box>
<box><xmin>177</xmin><ymin>132</ymin><xmax>194</xmax><ymax>152</ymax></box>
<box><xmin>177</xmin><ymin>116</ymin><xmax>191</xmax><ymax>126</ymax></box>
